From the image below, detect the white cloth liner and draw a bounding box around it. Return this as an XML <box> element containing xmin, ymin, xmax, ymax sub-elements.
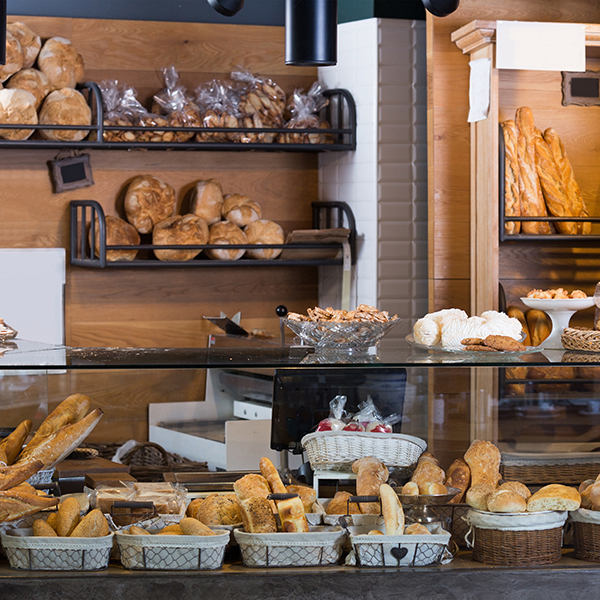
<box><xmin>569</xmin><ymin>508</ymin><xmax>600</xmax><ymax>524</ymax></box>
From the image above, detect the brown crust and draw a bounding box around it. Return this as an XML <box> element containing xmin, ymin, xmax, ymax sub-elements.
<box><xmin>352</xmin><ymin>457</ymin><xmax>389</xmax><ymax>514</ymax></box>
<box><xmin>277</xmin><ymin>496</ymin><xmax>309</xmax><ymax>533</ymax></box>
<box><xmin>55</xmin><ymin>496</ymin><xmax>81</xmax><ymax>537</ymax></box>
<box><xmin>501</xmin><ymin>120</ymin><xmax>521</xmax><ymax>235</ymax></box>
<box><xmin>482</xmin><ymin>335</ymin><xmax>527</xmax><ymax>352</ymax></box>
<box><xmin>463</xmin><ymin>345</ymin><xmax>498</xmax><ymax>352</ymax></box>
<box><xmin>259</xmin><ymin>456</ymin><xmax>287</xmax><ymax>494</ymax></box>
<box><xmin>445</xmin><ymin>459</ymin><xmax>471</xmax><ymax>504</ymax></box>
<box><xmin>70</xmin><ymin>509</ymin><xmax>110</xmax><ymax>537</ymax></box>
<box><xmin>0</xmin><ymin>460</ymin><xmax>43</xmax><ymax>491</ymax></box>
<box><xmin>0</xmin><ymin>420</ymin><xmax>32</xmax><ymax>465</ymax></box>
<box><xmin>239</xmin><ymin>496</ymin><xmax>277</xmax><ymax>533</ymax></box>
<box><xmin>0</xmin><ymin>489</ymin><xmax>59</xmax><ymax>522</ymax></box>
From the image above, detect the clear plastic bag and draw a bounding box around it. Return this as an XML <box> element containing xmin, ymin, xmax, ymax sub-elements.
<box><xmin>316</xmin><ymin>394</ymin><xmax>348</xmax><ymax>431</ymax></box>
<box><xmin>195</xmin><ymin>79</ymin><xmax>242</xmax><ymax>143</ymax></box>
<box><xmin>98</xmin><ymin>79</ymin><xmax>136</xmax><ymax>142</ymax></box>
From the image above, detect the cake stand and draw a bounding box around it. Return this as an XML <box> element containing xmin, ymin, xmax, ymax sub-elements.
<box><xmin>396</xmin><ymin>487</ymin><xmax>461</xmax><ymax>528</ymax></box>
<box><xmin>521</xmin><ymin>297</ymin><xmax>596</xmax><ymax>350</ymax></box>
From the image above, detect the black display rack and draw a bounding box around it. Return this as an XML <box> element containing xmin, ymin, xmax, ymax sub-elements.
<box><xmin>70</xmin><ymin>200</ymin><xmax>356</xmax><ymax>268</ymax></box>
<box><xmin>0</xmin><ymin>81</ymin><xmax>357</xmax><ymax>152</ymax></box>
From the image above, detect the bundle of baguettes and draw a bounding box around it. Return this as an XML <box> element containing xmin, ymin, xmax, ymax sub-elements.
<box><xmin>501</xmin><ymin>107</ymin><xmax>590</xmax><ymax>235</ymax></box>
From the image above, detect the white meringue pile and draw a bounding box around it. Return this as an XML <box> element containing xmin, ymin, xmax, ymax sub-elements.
<box><xmin>413</xmin><ymin>308</ymin><xmax>522</xmax><ymax>348</ymax></box>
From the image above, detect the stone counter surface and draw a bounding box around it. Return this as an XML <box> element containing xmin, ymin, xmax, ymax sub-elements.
<box><xmin>1</xmin><ymin>552</ymin><xmax>600</xmax><ymax>600</ymax></box>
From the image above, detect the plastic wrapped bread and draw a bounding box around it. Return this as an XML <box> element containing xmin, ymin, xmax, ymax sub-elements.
<box><xmin>38</xmin><ymin>88</ymin><xmax>92</xmax><ymax>141</ymax></box>
<box><xmin>7</xmin><ymin>22</ymin><xmax>41</xmax><ymax>69</ymax></box>
<box><xmin>6</xmin><ymin>68</ymin><xmax>51</xmax><ymax>110</ymax></box>
<box><xmin>37</xmin><ymin>37</ymin><xmax>85</xmax><ymax>90</ymax></box>
<box><xmin>0</xmin><ymin>88</ymin><xmax>37</xmax><ymax>140</ymax></box>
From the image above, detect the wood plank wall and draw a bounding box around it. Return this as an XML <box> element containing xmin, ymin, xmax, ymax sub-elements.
<box><xmin>1</xmin><ymin>16</ymin><xmax>320</xmax><ymax>442</ymax></box>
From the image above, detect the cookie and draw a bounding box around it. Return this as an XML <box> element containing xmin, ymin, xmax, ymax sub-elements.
<box><xmin>482</xmin><ymin>335</ymin><xmax>526</xmax><ymax>351</ymax></box>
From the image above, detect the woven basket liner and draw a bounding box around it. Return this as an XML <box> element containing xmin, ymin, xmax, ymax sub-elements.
<box><xmin>435</xmin><ymin>504</ymin><xmax>470</xmax><ymax>549</ymax></box>
<box><xmin>501</xmin><ymin>463</ymin><xmax>600</xmax><ymax>485</ymax></box>
<box><xmin>562</xmin><ymin>327</ymin><xmax>600</xmax><ymax>352</ymax></box>
<box><xmin>472</xmin><ymin>526</ymin><xmax>563</xmax><ymax>566</ymax></box>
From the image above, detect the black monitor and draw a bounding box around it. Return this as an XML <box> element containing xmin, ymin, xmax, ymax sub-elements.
<box><xmin>270</xmin><ymin>367</ymin><xmax>407</xmax><ymax>453</ymax></box>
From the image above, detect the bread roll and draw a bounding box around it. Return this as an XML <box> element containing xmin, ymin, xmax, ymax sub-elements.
<box><xmin>37</xmin><ymin>37</ymin><xmax>85</xmax><ymax>90</ymax></box>
<box><xmin>55</xmin><ymin>496</ymin><xmax>81</xmax><ymax>537</ymax></box>
<box><xmin>287</xmin><ymin>485</ymin><xmax>317</xmax><ymax>514</ymax></box>
<box><xmin>425</xmin><ymin>482</ymin><xmax>447</xmax><ymax>495</ymax></box>
<box><xmin>239</xmin><ymin>496</ymin><xmax>277</xmax><ymax>533</ymax></box>
<box><xmin>401</xmin><ymin>482</ymin><xmax>419</xmax><ymax>496</ymax></box>
<box><xmin>326</xmin><ymin>491</ymin><xmax>361</xmax><ymax>515</ymax></box>
<box><xmin>179</xmin><ymin>516</ymin><xmax>216</xmax><ymax>536</ymax></box>
<box><xmin>46</xmin><ymin>512</ymin><xmax>59</xmax><ymax>530</ymax></box>
<box><xmin>244</xmin><ymin>219</ymin><xmax>284</xmax><ymax>259</ymax></box>
<box><xmin>404</xmin><ymin>523</ymin><xmax>431</xmax><ymax>535</ymax></box>
<box><xmin>38</xmin><ymin>88</ymin><xmax>91</xmax><ymax>141</ymax></box>
<box><xmin>157</xmin><ymin>524</ymin><xmax>183</xmax><ymax>535</ymax></box>
<box><xmin>464</xmin><ymin>440</ymin><xmax>501</xmax><ymax>488</ymax></box>
<box><xmin>380</xmin><ymin>483</ymin><xmax>404</xmax><ymax>535</ymax></box>
<box><xmin>525</xmin><ymin>309</ymin><xmax>551</xmax><ymax>347</ymax></box>
<box><xmin>124</xmin><ymin>175</ymin><xmax>176</xmax><ymax>235</ymax></box>
<box><xmin>501</xmin><ymin>120</ymin><xmax>521</xmax><ymax>235</ymax></box>
<box><xmin>6</xmin><ymin>68</ymin><xmax>51</xmax><ymax>110</ymax></box>
<box><xmin>186</xmin><ymin>497</ymin><xmax>203</xmax><ymax>519</ymax></box>
<box><xmin>70</xmin><ymin>509</ymin><xmax>110</xmax><ymax>537</ymax></box>
<box><xmin>128</xmin><ymin>525</ymin><xmax>151</xmax><ymax>535</ymax></box>
<box><xmin>33</xmin><ymin>518</ymin><xmax>58</xmax><ymax>537</ymax></box>
<box><xmin>410</xmin><ymin>460</ymin><xmax>446</xmax><ymax>495</ymax></box>
<box><xmin>352</xmin><ymin>457</ymin><xmax>389</xmax><ymax>514</ymax></box>
<box><xmin>206</xmin><ymin>221</ymin><xmax>248</xmax><ymax>261</ymax></box>
<box><xmin>190</xmin><ymin>179</ymin><xmax>224</xmax><ymax>225</ymax></box>
<box><xmin>0</xmin><ymin>88</ymin><xmax>37</xmax><ymax>140</ymax></box>
<box><xmin>195</xmin><ymin>493</ymin><xmax>241</xmax><ymax>526</ymax></box>
<box><xmin>587</xmin><ymin>482</ymin><xmax>600</xmax><ymax>510</ymax></box>
<box><xmin>7</xmin><ymin>22</ymin><xmax>41</xmax><ymax>69</ymax></box>
<box><xmin>580</xmin><ymin>486</ymin><xmax>593</xmax><ymax>510</ymax></box>
<box><xmin>465</xmin><ymin>482</ymin><xmax>496</xmax><ymax>511</ymax></box>
<box><xmin>222</xmin><ymin>193</ymin><xmax>261</xmax><ymax>227</ymax></box>
<box><xmin>487</xmin><ymin>489</ymin><xmax>527</xmax><ymax>513</ymax></box>
<box><xmin>0</xmin><ymin>419</ymin><xmax>32</xmax><ymax>465</ymax></box>
<box><xmin>526</xmin><ymin>484</ymin><xmax>581</xmax><ymax>512</ymax></box>
<box><xmin>498</xmin><ymin>481</ymin><xmax>531</xmax><ymax>500</ymax></box>
<box><xmin>152</xmin><ymin>214</ymin><xmax>208</xmax><ymax>261</ymax></box>
<box><xmin>0</xmin><ymin>31</ymin><xmax>23</xmax><ymax>83</ymax></box>
<box><xmin>91</xmin><ymin>215</ymin><xmax>139</xmax><ymax>262</ymax></box>
<box><xmin>444</xmin><ymin>458</ymin><xmax>471</xmax><ymax>503</ymax></box>
<box><xmin>368</xmin><ymin>529</ymin><xmax>384</xmax><ymax>535</ymax></box>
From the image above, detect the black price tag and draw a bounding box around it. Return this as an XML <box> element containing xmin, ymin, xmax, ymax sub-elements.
<box><xmin>49</xmin><ymin>154</ymin><xmax>94</xmax><ymax>193</ymax></box>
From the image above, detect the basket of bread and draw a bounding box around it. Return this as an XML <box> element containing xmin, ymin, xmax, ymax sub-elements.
<box><xmin>567</xmin><ymin>475</ymin><xmax>600</xmax><ymax>562</ymax></box>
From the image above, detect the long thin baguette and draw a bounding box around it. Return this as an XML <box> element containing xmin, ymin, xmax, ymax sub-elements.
<box><xmin>0</xmin><ymin>460</ymin><xmax>43</xmax><ymax>491</ymax></box>
<box><xmin>0</xmin><ymin>420</ymin><xmax>32</xmax><ymax>465</ymax></box>
<box><xmin>380</xmin><ymin>483</ymin><xmax>404</xmax><ymax>535</ymax></box>
<box><xmin>501</xmin><ymin>120</ymin><xmax>521</xmax><ymax>235</ymax></box>
<box><xmin>0</xmin><ymin>489</ymin><xmax>59</xmax><ymax>522</ymax></box>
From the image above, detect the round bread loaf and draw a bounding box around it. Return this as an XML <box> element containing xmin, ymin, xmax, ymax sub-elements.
<box><xmin>7</xmin><ymin>22</ymin><xmax>41</xmax><ymax>69</ymax></box>
<box><xmin>190</xmin><ymin>179</ymin><xmax>224</xmax><ymax>225</ymax></box>
<box><xmin>0</xmin><ymin>88</ymin><xmax>37</xmax><ymax>140</ymax></box>
<box><xmin>195</xmin><ymin>493</ymin><xmax>241</xmax><ymax>526</ymax></box>
<box><xmin>38</xmin><ymin>87</ymin><xmax>92</xmax><ymax>141</ymax></box>
<box><xmin>401</xmin><ymin>481</ymin><xmax>419</xmax><ymax>496</ymax></box>
<box><xmin>93</xmin><ymin>215</ymin><xmax>140</xmax><ymax>262</ymax></box>
<box><xmin>152</xmin><ymin>214</ymin><xmax>209</xmax><ymax>261</ymax></box>
<box><xmin>124</xmin><ymin>175</ymin><xmax>176</xmax><ymax>234</ymax></box>
<box><xmin>465</xmin><ymin>482</ymin><xmax>495</xmax><ymax>511</ymax></box>
<box><xmin>487</xmin><ymin>489</ymin><xmax>527</xmax><ymax>513</ymax></box>
<box><xmin>244</xmin><ymin>219</ymin><xmax>284</xmax><ymax>259</ymax></box>
<box><xmin>222</xmin><ymin>193</ymin><xmax>261</xmax><ymax>227</ymax></box>
<box><xmin>37</xmin><ymin>37</ymin><xmax>85</xmax><ymax>90</ymax></box>
<box><xmin>0</xmin><ymin>32</ymin><xmax>23</xmax><ymax>83</ymax></box>
<box><xmin>6</xmin><ymin>68</ymin><xmax>51</xmax><ymax>110</ymax></box>
<box><xmin>526</xmin><ymin>483</ymin><xmax>581</xmax><ymax>512</ymax></box>
<box><xmin>404</xmin><ymin>523</ymin><xmax>431</xmax><ymax>535</ymax></box>
<box><xmin>206</xmin><ymin>221</ymin><xmax>247</xmax><ymax>260</ymax></box>
<box><xmin>498</xmin><ymin>481</ymin><xmax>531</xmax><ymax>500</ymax></box>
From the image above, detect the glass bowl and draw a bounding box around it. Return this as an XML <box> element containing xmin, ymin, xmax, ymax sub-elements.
<box><xmin>282</xmin><ymin>316</ymin><xmax>400</xmax><ymax>351</ymax></box>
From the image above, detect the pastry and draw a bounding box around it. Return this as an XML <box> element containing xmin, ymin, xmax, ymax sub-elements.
<box><xmin>481</xmin><ymin>335</ymin><xmax>526</xmax><ymax>352</ymax></box>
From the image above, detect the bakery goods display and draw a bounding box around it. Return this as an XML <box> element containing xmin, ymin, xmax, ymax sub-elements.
<box><xmin>0</xmin><ymin>88</ymin><xmax>38</xmax><ymax>140</ymax></box>
<box><xmin>152</xmin><ymin>214</ymin><xmax>209</xmax><ymax>261</ymax></box>
<box><xmin>37</xmin><ymin>37</ymin><xmax>85</xmax><ymax>90</ymax></box>
<box><xmin>93</xmin><ymin>215</ymin><xmax>140</xmax><ymax>262</ymax></box>
<box><xmin>527</xmin><ymin>288</ymin><xmax>587</xmax><ymax>299</ymax></box>
<box><xmin>124</xmin><ymin>175</ymin><xmax>176</xmax><ymax>234</ymax></box>
<box><xmin>38</xmin><ymin>87</ymin><xmax>92</xmax><ymax>141</ymax></box>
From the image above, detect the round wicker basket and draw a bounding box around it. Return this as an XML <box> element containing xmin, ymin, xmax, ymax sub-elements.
<box><xmin>561</xmin><ymin>327</ymin><xmax>600</xmax><ymax>352</ymax></box>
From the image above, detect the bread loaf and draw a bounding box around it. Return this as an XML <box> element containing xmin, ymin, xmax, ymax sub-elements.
<box><xmin>55</xmin><ymin>496</ymin><xmax>81</xmax><ymax>537</ymax></box>
<box><xmin>498</xmin><ymin>481</ymin><xmax>531</xmax><ymax>500</ymax></box>
<box><xmin>515</xmin><ymin>107</ymin><xmax>552</xmax><ymax>234</ymax></box>
<box><xmin>404</xmin><ymin>523</ymin><xmax>431</xmax><ymax>535</ymax></box>
<box><xmin>501</xmin><ymin>120</ymin><xmax>521</xmax><ymax>235</ymax></box>
<box><xmin>128</xmin><ymin>525</ymin><xmax>151</xmax><ymax>535</ymax></box>
<box><xmin>7</xmin><ymin>22</ymin><xmax>41</xmax><ymax>69</ymax></box>
<box><xmin>244</xmin><ymin>219</ymin><xmax>285</xmax><ymax>259</ymax></box>
<box><xmin>206</xmin><ymin>221</ymin><xmax>248</xmax><ymax>260</ymax></box>
<box><xmin>528</xmin><ymin>365</ymin><xmax>574</xmax><ymax>393</ymax></box>
<box><xmin>152</xmin><ymin>214</ymin><xmax>208</xmax><ymax>261</ymax></box>
<box><xmin>194</xmin><ymin>493</ymin><xmax>241</xmax><ymax>526</ymax></box>
<box><xmin>259</xmin><ymin>456</ymin><xmax>287</xmax><ymax>494</ymax></box>
<box><xmin>401</xmin><ymin>482</ymin><xmax>419</xmax><ymax>496</ymax></box>
<box><xmin>526</xmin><ymin>484</ymin><xmax>581</xmax><ymax>512</ymax></box>
<box><xmin>464</xmin><ymin>439</ymin><xmax>501</xmax><ymax>488</ymax></box>
<box><xmin>70</xmin><ymin>509</ymin><xmax>110</xmax><ymax>537</ymax></box>
<box><xmin>239</xmin><ymin>497</ymin><xmax>277</xmax><ymax>533</ymax></box>
<box><xmin>487</xmin><ymin>489</ymin><xmax>527</xmax><ymax>513</ymax></box>
<box><xmin>352</xmin><ymin>457</ymin><xmax>389</xmax><ymax>514</ymax></box>
<box><xmin>94</xmin><ymin>215</ymin><xmax>140</xmax><ymax>262</ymax></box>
<box><xmin>0</xmin><ymin>489</ymin><xmax>58</xmax><ymax>522</ymax></box>
<box><xmin>179</xmin><ymin>516</ymin><xmax>216</xmax><ymax>536</ymax></box>
<box><xmin>0</xmin><ymin>31</ymin><xmax>23</xmax><ymax>82</ymax></box>
<box><xmin>465</xmin><ymin>482</ymin><xmax>495</xmax><ymax>511</ymax></box>
<box><xmin>325</xmin><ymin>491</ymin><xmax>361</xmax><ymax>515</ymax></box>
<box><xmin>286</xmin><ymin>485</ymin><xmax>317</xmax><ymax>514</ymax></box>
<box><xmin>525</xmin><ymin>308</ymin><xmax>551</xmax><ymax>347</ymax></box>
<box><xmin>0</xmin><ymin>88</ymin><xmax>37</xmax><ymax>140</ymax></box>
<box><xmin>233</xmin><ymin>473</ymin><xmax>273</xmax><ymax>504</ymax></box>
<box><xmin>33</xmin><ymin>518</ymin><xmax>58</xmax><ymax>537</ymax></box>
<box><xmin>157</xmin><ymin>524</ymin><xmax>183</xmax><ymax>535</ymax></box>
<box><xmin>380</xmin><ymin>483</ymin><xmax>404</xmax><ymax>535</ymax></box>
<box><xmin>38</xmin><ymin>88</ymin><xmax>91</xmax><ymax>141</ymax></box>
<box><xmin>190</xmin><ymin>179</ymin><xmax>224</xmax><ymax>225</ymax></box>
<box><xmin>506</xmin><ymin>306</ymin><xmax>530</xmax><ymax>346</ymax></box>
<box><xmin>6</xmin><ymin>68</ymin><xmax>51</xmax><ymax>110</ymax></box>
<box><xmin>0</xmin><ymin>419</ymin><xmax>32</xmax><ymax>465</ymax></box>
<box><xmin>0</xmin><ymin>449</ymin><xmax>6</xmax><ymax>465</ymax></box>
<box><xmin>444</xmin><ymin>458</ymin><xmax>471</xmax><ymax>503</ymax></box>
<box><xmin>504</xmin><ymin>366</ymin><xmax>528</xmax><ymax>396</ymax></box>
<box><xmin>418</xmin><ymin>451</ymin><xmax>440</xmax><ymax>466</ymax></box>
<box><xmin>124</xmin><ymin>175</ymin><xmax>176</xmax><ymax>234</ymax></box>
<box><xmin>0</xmin><ymin>460</ymin><xmax>43</xmax><ymax>491</ymax></box>
<box><xmin>410</xmin><ymin>460</ymin><xmax>445</xmax><ymax>495</ymax></box>
<box><xmin>37</xmin><ymin>37</ymin><xmax>85</xmax><ymax>90</ymax></box>
<box><xmin>222</xmin><ymin>194</ymin><xmax>261</xmax><ymax>227</ymax></box>
<box><xmin>277</xmin><ymin>496</ymin><xmax>310</xmax><ymax>533</ymax></box>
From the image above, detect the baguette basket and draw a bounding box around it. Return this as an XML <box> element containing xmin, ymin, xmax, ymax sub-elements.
<box><xmin>234</xmin><ymin>526</ymin><xmax>345</xmax><ymax>568</ymax></box>
<box><xmin>569</xmin><ymin>508</ymin><xmax>600</xmax><ymax>562</ymax></box>
<box><xmin>301</xmin><ymin>431</ymin><xmax>426</xmax><ymax>471</ymax></box>
<box><xmin>1</xmin><ymin>529</ymin><xmax>113</xmax><ymax>571</ymax></box>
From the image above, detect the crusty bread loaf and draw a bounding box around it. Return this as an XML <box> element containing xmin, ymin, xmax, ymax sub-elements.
<box><xmin>528</xmin><ymin>365</ymin><xmax>574</xmax><ymax>393</ymax></box>
<box><xmin>244</xmin><ymin>219</ymin><xmax>285</xmax><ymax>259</ymax></box>
<box><xmin>206</xmin><ymin>221</ymin><xmax>248</xmax><ymax>261</ymax></box>
<box><xmin>33</xmin><ymin>518</ymin><xmax>58</xmax><ymax>537</ymax></box>
<box><xmin>194</xmin><ymin>493</ymin><xmax>241</xmax><ymax>526</ymax></box>
<box><xmin>498</xmin><ymin>481</ymin><xmax>531</xmax><ymax>500</ymax></box>
<box><xmin>465</xmin><ymin>482</ymin><xmax>496</xmax><ymax>511</ymax></box>
<box><xmin>444</xmin><ymin>458</ymin><xmax>471</xmax><ymax>504</ymax></box>
<box><xmin>404</xmin><ymin>523</ymin><xmax>431</xmax><ymax>535</ymax></box>
<box><xmin>0</xmin><ymin>88</ymin><xmax>37</xmax><ymax>140</ymax></box>
<box><xmin>286</xmin><ymin>485</ymin><xmax>317</xmax><ymax>514</ymax></box>
<box><xmin>37</xmin><ymin>37</ymin><xmax>85</xmax><ymax>90</ymax></box>
<box><xmin>152</xmin><ymin>214</ymin><xmax>209</xmax><ymax>261</ymax></box>
<box><xmin>55</xmin><ymin>496</ymin><xmax>81</xmax><ymax>537</ymax></box>
<box><xmin>186</xmin><ymin>497</ymin><xmax>203</xmax><ymax>519</ymax></box>
<box><xmin>487</xmin><ymin>489</ymin><xmax>527</xmax><ymax>513</ymax></box>
<box><xmin>157</xmin><ymin>524</ymin><xmax>183</xmax><ymax>535</ymax></box>
<box><xmin>222</xmin><ymin>194</ymin><xmax>261</xmax><ymax>227</ymax></box>
<box><xmin>0</xmin><ymin>488</ymin><xmax>59</xmax><ymax>522</ymax></box>
<box><xmin>94</xmin><ymin>215</ymin><xmax>140</xmax><ymax>262</ymax></box>
<box><xmin>0</xmin><ymin>460</ymin><xmax>43</xmax><ymax>491</ymax></box>
<box><xmin>239</xmin><ymin>496</ymin><xmax>277</xmax><ymax>533</ymax></box>
<box><xmin>526</xmin><ymin>484</ymin><xmax>581</xmax><ymax>512</ymax></box>
<box><xmin>380</xmin><ymin>483</ymin><xmax>404</xmax><ymax>535</ymax></box>
<box><xmin>418</xmin><ymin>452</ymin><xmax>440</xmax><ymax>466</ymax></box>
<box><xmin>587</xmin><ymin>482</ymin><xmax>600</xmax><ymax>510</ymax></box>
<box><xmin>233</xmin><ymin>473</ymin><xmax>272</xmax><ymax>504</ymax></box>
<box><xmin>352</xmin><ymin>457</ymin><xmax>389</xmax><ymax>514</ymax></box>
<box><xmin>525</xmin><ymin>308</ymin><xmax>551</xmax><ymax>347</ymax></box>
<box><xmin>515</xmin><ymin>107</ymin><xmax>552</xmax><ymax>234</ymax></box>
<box><xmin>325</xmin><ymin>491</ymin><xmax>361</xmax><ymax>515</ymax></box>
<box><xmin>464</xmin><ymin>440</ymin><xmax>501</xmax><ymax>488</ymax></box>
<box><xmin>410</xmin><ymin>460</ymin><xmax>446</xmax><ymax>495</ymax></box>
<box><xmin>7</xmin><ymin>22</ymin><xmax>41</xmax><ymax>69</ymax></box>
<box><xmin>70</xmin><ymin>509</ymin><xmax>110</xmax><ymax>537</ymax></box>
<box><xmin>0</xmin><ymin>449</ymin><xmax>6</xmax><ymax>465</ymax></box>
<box><xmin>277</xmin><ymin>496</ymin><xmax>309</xmax><ymax>533</ymax></box>
<box><xmin>0</xmin><ymin>31</ymin><xmax>23</xmax><ymax>83</ymax></box>
<box><xmin>38</xmin><ymin>88</ymin><xmax>92</xmax><ymax>141</ymax></box>
<box><xmin>6</xmin><ymin>68</ymin><xmax>51</xmax><ymax>110</ymax></box>
<box><xmin>179</xmin><ymin>516</ymin><xmax>216</xmax><ymax>536</ymax></box>
<box><xmin>0</xmin><ymin>419</ymin><xmax>32</xmax><ymax>465</ymax></box>
<box><xmin>124</xmin><ymin>175</ymin><xmax>176</xmax><ymax>235</ymax></box>
<box><xmin>190</xmin><ymin>179</ymin><xmax>224</xmax><ymax>225</ymax></box>
<box><xmin>506</xmin><ymin>306</ymin><xmax>530</xmax><ymax>346</ymax></box>
<box><xmin>501</xmin><ymin>120</ymin><xmax>521</xmax><ymax>235</ymax></box>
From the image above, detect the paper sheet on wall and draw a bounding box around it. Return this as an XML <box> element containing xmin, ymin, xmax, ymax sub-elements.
<box><xmin>468</xmin><ymin>58</ymin><xmax>490</xmax><ymax>123</ymax></box>
<box><xmin>496</xmin><ymin>21</ymin><xmax>585</xmax><ymax>72</ymax></box>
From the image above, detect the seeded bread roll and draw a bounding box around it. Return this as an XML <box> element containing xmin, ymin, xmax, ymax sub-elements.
<box><xmin>222</xmin><ymin>193</ymin><xmax>261</xmax><ymax>227</ymax></box>
<box><xmin>37</xmin><ymin>37</ymin><xmax>85</xmax><ymax>90</ymax></box>
<box><xmin>465</xmin><ymin>482</ymin><xmax>496</xmax><ymax>511</ymax></box>
<box><xmin>464</xmin><ymin>439</ymin><xmax>501</xmax><ymax>488</ymax></box>
<box><xmin>153</xmin><ymin>214</ymin><xmax>209</xmax><ymax>261</ymax></box>
<box><xmin>239</xmin><ymin>496</ymin><xmax>277</xmax><ymax>534</ymax></box>
<box><xmin>244</xmin><ymin>219</ymin><xmax>285</xmax><ymax>259</ymax></box>
<box><xmin>124</xmin><ymin>175</ymin><xmax>176</xmax><ymax>235</ymax></box>
<box><xmin>0</xmin><ymin>31</ymin><xmax>23</xmax><ymax>82</ymax></box>
<box><xmin>526</xmin><ymin>484</ymin><xmax>581</xmax><ymax>512</ymax></box>
<box><xmin>190</xmin><ymin>179</ymin><xmax>224</xmax><ymax>225</ymax></box>
<box><xmin>487</xmin><ymin>489</ymin><xmax>527</xmax><ymax>513</ymax></box>
<box><xmin>7</xmin><ymin>22</ymin><xmax>41</xmax><ymax>69</ymax></box>
<box><xmin>206</xmin><ymin>221</ymin><xmax>248</xmax><ymax>261</ymax></box>
<box><xmin>0</xmin><ymin>88</ymin><xmax>37</xmax><ymax>140</ymax></box>
<box><xmin>38</xmin><ymin>88</ymin><xmax>91</xmax><ymax>141</ymax></box>
<box><xmin>6</xmin><ymin>68</ymin><xmax>51</xmax><ymax>110</ymax></box>
<box><xmin>501</xmin><ymin>120</ymin><xmax>521</xmax><ymax>235</ymax></box>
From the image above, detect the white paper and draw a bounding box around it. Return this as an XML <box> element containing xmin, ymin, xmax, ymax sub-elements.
<box><xmin>496</xmin><ymin>21</ymin><xmax>585</xmax><ymax>72</ymax></box>
<box><xmin>468</xmin><ymin>58</ymin><xmax>491</xmax><ymax>123</ymax></box>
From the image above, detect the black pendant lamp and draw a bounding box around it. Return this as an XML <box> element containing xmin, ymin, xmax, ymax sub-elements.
<box><xmin>285</xmin><ymin>0</ymin><xmax>337</xmax><ymax>66</ymax></box>
<box><xmin>206</xmin><ymin>0</ymin><xmax>245</xmax><ymax>17</ymax></box>
<box><xmin>421</xmin><ymin>0</ymin><xmax>460</xmax><ymax>17</ymax></box>
<box><xmin>0</xmin><ymin>0</ymin><xmax>6</xmax><ymax>65</ymax></box>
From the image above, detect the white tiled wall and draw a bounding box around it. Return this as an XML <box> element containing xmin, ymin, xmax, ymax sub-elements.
<box><xmin>318</xmin><ymin>18</ymin><xmax>428</xmax><ymax>342</ymax></box>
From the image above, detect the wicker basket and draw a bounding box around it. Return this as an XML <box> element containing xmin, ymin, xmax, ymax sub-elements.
<box><xmin>465</xmin><ymin>509</ymin><xmax>567</xmax><ymax>566</ymax></box>
<box><xmin>562</xmin><ymin>327</ymin><xmax>600</xmax><ymax>352</ymax></box>
<box><xmin>569</xmin><ymin>509</ymin><xmax>600</xmax><ymax>562</ymax></box>
<box><xmin>301</xmin><ymin>431</ymin><xmax>426</xmax><ymax>471</ymax></box>
<box><xmin>501</xmin><ymin>452</ymin><xmax>600</xmax><ymax>485</ymax></box>
<box><xmin>435</xmin><ymin>504</ymin><xmax>470</xmax><ymax>549</ymax></box>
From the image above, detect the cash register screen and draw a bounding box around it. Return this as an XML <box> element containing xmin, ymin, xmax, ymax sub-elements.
<box><xmin>270</xmin><ymin>367</ymin><xmax>407</xmax><ymax>453</ymax></box>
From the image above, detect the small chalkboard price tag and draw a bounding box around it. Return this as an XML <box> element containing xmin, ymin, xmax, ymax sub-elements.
<box><xmin>49</xmin><ymin>153</ymin><xmax>94</xmax><ymax>193</ymax></box>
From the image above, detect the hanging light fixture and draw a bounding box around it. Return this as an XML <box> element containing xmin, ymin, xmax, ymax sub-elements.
<box><xmin>285</xmin><ymin>0</ymin><xmax>337</xmax><ymax>66</ymax></box>
<box><xmin>421</xmin><ymin>0</ymin><xmax>460</xmax><ymax>17</ymax></box>
<box><xmin>206</xmin><ymin>0</ymin><xmax>245</xmax><ymax>17</ymax></box>
<box><xmin>0</xmin><ymin>0</ymin><xmax>6</xmax><ymax>65</ymax></box>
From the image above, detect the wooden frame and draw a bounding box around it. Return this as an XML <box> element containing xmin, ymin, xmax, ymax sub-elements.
<box><xmin>50</xmin><ymin>154</ymin><xmax>94</xmax><ymax>193</ymax></box>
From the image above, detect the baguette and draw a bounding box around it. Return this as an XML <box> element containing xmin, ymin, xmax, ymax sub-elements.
<box><xmin>0</xmin><ymin>459</ymin><xmax>43</xmax><ymax>491</ymax></box>
<box><xmin>506</xmin><ymin>306</ymin><xmax>530</xmax><ymax>346</ymax></box>
<box><xmin>525</xmin><ymin>309</ymin><xmax>551</xmax><ymax>347</ymax></box>
<box><xmin>352</xmin><ymin>457</ymin><xmax>389</xmax><ymax>514</ymax></box>
<box><xmin>380</xmin><ymin>483</ymin><xmax>404</xmax><ymax>535</ymax></box>
<box><xmin>259</xmin><ymin>456</ymin><xmax>287</xmax><ymax>494</ymax></box>
<box><xmin>0</xmin><ymin>420</ymin><xmax>32</xmax><ymax>465</ymax></box>
<box><xmin>0</xmin><ymin>488</ymin><xmax>59</xmax><ymax>522</ymax></box>
<box><xmin>55</xmin><ymin>496</ymin><xmax>81</xmax><ymax>537</ymax></box>
<box><xmin>444</xmin><ymin>458</ymin><xmax>471</xmax><ymax>504</ymax></box>
<box><xmin>501</xmin><ymin>120</ymin><xmax>521</xmax><ymax>235</ymax></box>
